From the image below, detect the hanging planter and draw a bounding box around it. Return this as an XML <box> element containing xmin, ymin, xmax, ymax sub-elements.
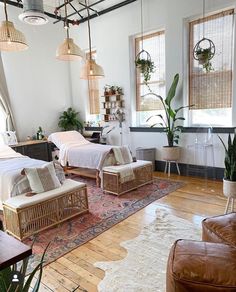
<box><xmin>135</xmin><ymin>49</ymin><xmax>155</xmax><ymax>85</ymax></box>
<box><xmin>193</xmin><ymin>37</ymin><xmax>215</xmax><ymax>72</ymax></box>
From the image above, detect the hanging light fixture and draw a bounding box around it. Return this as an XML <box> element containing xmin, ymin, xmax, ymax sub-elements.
<box><xmin>0</xmin><ymin>0</ymin><xmax>28</xmax><ymax>52</ymax></box>
<box><xmin>80</xmin><ymin>0</ymin><xmax>104</xmax><ymax>79</ymax></box>
<box><xmin>56</xmin><ymin>0</ymin><xmax>83</xmax><ymax>61</ymax></box>
<box><xmin>193</xmin><ymin>0</ymin><xmax>215</xmax><ymax>72</ymax></box>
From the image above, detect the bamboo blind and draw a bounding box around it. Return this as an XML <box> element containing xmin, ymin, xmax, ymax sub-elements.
<box><xmin>135</xmin><ymin>31</ymin><xmax>165</xmax><ymax>111</ymax></box>
<box><xmin>189</xmin><ymin>9</ymin><xmax>234</xmax><ymax>110</ymax></box>
<box><xmin>86</xmin><ymin>50</ymin><xmax>100</xmax><ymax>114</ymax></box>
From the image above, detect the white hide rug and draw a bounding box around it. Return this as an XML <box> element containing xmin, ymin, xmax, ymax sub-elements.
<box><xmin>94</xmin><ymin>209</ymin><xmax>201</xmax><ymax>292</ymax></box>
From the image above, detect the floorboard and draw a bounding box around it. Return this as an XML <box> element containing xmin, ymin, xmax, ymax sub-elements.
<box><xmin>39</xmin><ymin>172</ymin><xmax>226</xmax><ymax>291</ymax></box>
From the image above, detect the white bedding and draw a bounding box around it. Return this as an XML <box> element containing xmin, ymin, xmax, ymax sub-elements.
<box><xmin>59</xmin><ymin>142</ymin><xmax>112</xmax><ymax>169</ymax></box>
<box><xmin>0</xmin><ymin>156</ymin><xmax>46</xmax><ymax>209</ymax></box>
<box><xmin>48</xmin><ymin>131</ymin><xmax>113</xmax><ymax>169</ymax></box>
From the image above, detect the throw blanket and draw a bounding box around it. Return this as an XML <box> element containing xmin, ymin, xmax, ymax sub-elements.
<box><xmin>111</xmin><ymin>146</ymin><xmax>135</xmax><ymax>183</ymax></box>
<box><xmin>105</xmin><ymin>164</ymin><xmax>135</xmax><ymax>184</ymax></box>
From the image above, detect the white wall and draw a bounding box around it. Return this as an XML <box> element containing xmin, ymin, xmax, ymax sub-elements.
<box><xmin>1</xmin><ymin>1</ymin><xmax>235</xmax><ymax>168</ymax></box>
<box><xmin>70</xmin><ymin>0</ymin><xmax>236</xmax><ymax>168</ymax></box>
<box><xmin>0</xmin><ymin>5</ymin><xmax>72</xmax><ymax>140</ymax></box>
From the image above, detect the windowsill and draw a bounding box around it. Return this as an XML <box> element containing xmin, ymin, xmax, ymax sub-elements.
<box><xmin>130</xmin><ymin>126</ymin><xmax>236</xmax><ymax>133</ymax></box>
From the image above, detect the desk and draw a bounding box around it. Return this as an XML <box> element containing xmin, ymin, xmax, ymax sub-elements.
<box><xmin>0</xmin><ymin>231</ymin><xmax>32</xmax><ymax>270</ymax></box>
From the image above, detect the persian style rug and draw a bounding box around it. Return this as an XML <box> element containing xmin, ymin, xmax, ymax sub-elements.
<box><xmin>95</xmin><ymin>209</ymin><xmax>201</xmax><ymax>292</ymax></box>
<box><xmin>21</xmin><ymin>177</ymin><xmax>183</xmax><ymax>271</ymax></box>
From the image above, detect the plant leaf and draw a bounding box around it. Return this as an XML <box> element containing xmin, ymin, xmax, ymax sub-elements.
<box><xmin>165</xmin><ymin>73</ymin><xmax>179</xmax><ymax>106</ymax></box>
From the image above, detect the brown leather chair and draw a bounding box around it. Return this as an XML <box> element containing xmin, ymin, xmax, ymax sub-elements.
<box><xmin>166</xmin><ymin>213</ymin><xmax>236</xmax><ymax>292</ymax></box>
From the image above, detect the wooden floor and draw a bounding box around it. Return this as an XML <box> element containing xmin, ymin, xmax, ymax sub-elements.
<box><xmin>37</xmin><ymin>172</ymin><xmax>226</xmax><ymax>292</ymax></box>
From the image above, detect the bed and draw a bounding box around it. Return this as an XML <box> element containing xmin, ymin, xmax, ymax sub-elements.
<box><xmin>48</xmin><ymin>131</ymin><xmax>114</xmax><ymax>185</ymax></box>
<box><xmin>0</xmin><ymin>144</ymin><xmax>48</xmax><ymax>210</ymax></box>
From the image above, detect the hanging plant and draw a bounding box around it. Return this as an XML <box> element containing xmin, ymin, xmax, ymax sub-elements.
<box><xmin>135</xmin><ymin>50</ymin><xmax>155</xmax><ymax>85</ymax></box>
<box><xmin>193</xmin><ymin>38</ymin><xmax>215</xmax><ymax>73</ymax></box>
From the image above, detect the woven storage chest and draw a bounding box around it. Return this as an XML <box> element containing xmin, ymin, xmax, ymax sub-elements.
<box><xmin>102</xmin><ymin>160</ymin><xmax>153</xmax><ymax>196</ymax></box>
<box><xmin>3</xmin><ymin>179</ymin><xmax>88</xmax><ymax>240</ymax></box>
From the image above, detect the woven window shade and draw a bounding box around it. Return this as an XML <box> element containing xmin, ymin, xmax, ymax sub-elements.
<box><xmin>189</xmin><ymin>9</ymin><xmax>234</xmax><ymax>110</ymax></box>
<box><xmin>86</xmin><ymin>51</ymin><xmax>100</xmax><ymax>114</ymax></box>
<box><xmin>135</xmin><ymin>31</ymin><xmax>165</xmax><ymax>111</ymax></box>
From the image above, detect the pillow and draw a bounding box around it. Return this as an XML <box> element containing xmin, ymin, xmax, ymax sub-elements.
<box><xmin>0</xmin><ymin>131</ymin><xmax>18</xmax><ymax>145</ymax></box>
<box><xmin>12</xmin><ymin>163</ymin><xmax>65</xmax><ymax>196</ymax></box>
<box><xmin>24</xmin><ymin>162</ymin><xmax>61</xmax><ymax>193</ymax></box>
<box><xmin>48</xmin><ymin>131</ymin><xmax>88</xmax><ymax>149</ymax></box>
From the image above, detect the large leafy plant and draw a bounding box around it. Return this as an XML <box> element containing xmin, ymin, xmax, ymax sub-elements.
<box><xmin>218</xmin><ymin>134</ymin><xmax>236</xmax><ymax>181</ymax></box>
<box><xmin>146</xmin><ymin>73</ymin><xmax>192</xmax><ymax>147</ymax></box>
<box><xmin>58</xmin><ymin>107</ymin><xmax>83</xmax><ymax>131</ymax></box>
<box><xmin>0</xmin><ymin>242</ymin><xmax>49</xmax><ymax>292</ymax></box>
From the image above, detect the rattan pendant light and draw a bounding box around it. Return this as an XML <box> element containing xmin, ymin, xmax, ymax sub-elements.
<box><xmin>56</xmin><ymin>0</ymin><xmax>83</xmax><ymax>61</ymax></box>
<box><xmin>0</xmin><ymin>0</ymin><xmax>28</xmax><ymax>52</ymax></box>
<box><xmin>80</xmin><ymin>0</ymin><xmax>104</xmax><ymax>79</ymax></box>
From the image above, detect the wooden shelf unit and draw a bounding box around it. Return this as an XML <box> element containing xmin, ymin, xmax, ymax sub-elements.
<box><xmin>101</xmin><ymin>94</ymin><xmax>125</xmax><ymax>122</ymax></box>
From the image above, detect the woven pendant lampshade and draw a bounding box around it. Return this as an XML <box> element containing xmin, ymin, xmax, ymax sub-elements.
<box><xmin>80</xmin><ymin>0</ymin><xmax>104</xmax><ymax>79</ymax></box>
<box><xmin>56</xmin><ymin>37</ymin><xmax>83</xmax><ymax>61</ymax></box>
<box><xmin>80</xmin><ymin>59</ymin><xmax>104</xmax><ymax>79</ymax></box>
<box><xmin>0</xmin><ymin>21</ymin><xmax>28</xmax><ymax>52</ymax></box>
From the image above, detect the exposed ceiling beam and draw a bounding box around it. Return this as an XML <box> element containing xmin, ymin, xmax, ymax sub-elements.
<box><xmin>0</xmin><ymin>0</ymin><xmax>139</xmax><ymax>25</ymax></box>
<box><xmin>53</xmin><ymin>0</ymin><xmax>105</xmax><ymax>24</ymax></box>
<box><xmin>78</xmin><ymin>0</ymin><xmax>138</xmax><ymax>24</ymax></box>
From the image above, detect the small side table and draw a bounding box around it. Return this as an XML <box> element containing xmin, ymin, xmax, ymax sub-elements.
<box><xmin>0</xmin><ymin>231</ymin><xmax>32</xmax><ymax>270</ymax></box>
<box><xmin>164</xmin><ymin>160</ymin><xmax>180</xmax><ymax>177</ymax></box>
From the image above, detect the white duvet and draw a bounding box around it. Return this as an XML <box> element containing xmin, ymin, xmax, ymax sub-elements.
<box><xmin>0</xmin><ymin>146</ymin><xmax>46</xmax><ymax>209</ymax></box>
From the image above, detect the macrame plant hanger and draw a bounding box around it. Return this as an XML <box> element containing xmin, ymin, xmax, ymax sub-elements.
<box><xmin>135</xmin><ymin>0</ymin><xmax>155</xmax><ymax>85</ymax></box>
<box><xmin>193</xmin><ymin>0</ymin><xmax>215</xmax><ymax>71</ymax></box>
<box><xmin>135</xmin><ymin>0</ymin><xmax>151</xmax><ymax>63</ymax></box>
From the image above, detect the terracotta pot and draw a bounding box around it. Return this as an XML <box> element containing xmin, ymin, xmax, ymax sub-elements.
<box><xmin>223</xmin><ymin>179</ymin><xmax>236</xmax><ymax>198</ymax></box>
<box><xmin>162</xmin><ymin>146</ymin><xmax>180</xmax><ymax>161</ymax></box>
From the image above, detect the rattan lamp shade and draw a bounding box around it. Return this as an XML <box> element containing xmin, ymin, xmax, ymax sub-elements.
<box><xmin>0</xmin><ymin>21</ymin><xmax>28</xmax><ymax>51</ymax></box>
<box><xmin>56</xmin><ymin>38</ymin><xmax>84</xmax><ymax>61</ymax></box>
<box><xmin>80</xmin><ymin>59</ymin><xmax>104</xmax><ymax>79</ymax></box>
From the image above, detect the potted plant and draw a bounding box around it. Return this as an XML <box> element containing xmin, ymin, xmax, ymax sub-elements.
<box><xmin>196</xmin><ymin>48</ymin><xmax>214</xmax><ymax>72</ymax></box>
<box><xmin>0</xmin><ymin>243</ymin><xmax>49</xmax><ymax>291</ymax></box>
<box><xmin>58</xmin><ymin>107</ymin><xmax>83</xmax><ymax>132</ymax></box>
<box><xmin>218</xmin><ymin>134</ymin><xmax>236</xmax><ymax>201</ymax></box>
<box><xmin>146</xmin><ymin>73</ymin><xmax>192</xmax><ymax>161</ymax></box>
<box><xmin>135</xmin><ymin>58</ymin><xmax>155</xmax><ymax>85</ymax></box>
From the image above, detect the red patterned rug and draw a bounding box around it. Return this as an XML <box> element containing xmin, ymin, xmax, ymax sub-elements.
<box><xmin>18</xmin><ymin>177</ymin><xmax>183</xmax><ymax>271</ymax></box>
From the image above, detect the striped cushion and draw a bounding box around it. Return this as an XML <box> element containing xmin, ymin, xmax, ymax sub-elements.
<box><xmin>24</xmin><ymin>162</ymin><xmax>61</xmax><ymax>193</ymax></box>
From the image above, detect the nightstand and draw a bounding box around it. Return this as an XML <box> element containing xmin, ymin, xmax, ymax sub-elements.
<box><xmin>10</xmin><ymin>140</ymin><xmax>52</xmax><ymax>161</ymax></box>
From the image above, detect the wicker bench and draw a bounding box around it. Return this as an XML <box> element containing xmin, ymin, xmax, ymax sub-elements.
<box><xmin>102</xmin><ymin>160</ymin><xmax>153</xmax><ymax>195</ymax></box>
<box><xmin>3</xmin><ymin>179</ymin><xmax>88</xmax><ymax>241</ymax></box>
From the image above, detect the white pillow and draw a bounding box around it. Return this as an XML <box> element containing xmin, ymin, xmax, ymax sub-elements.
<box><xmin>0</xmin><ymin>131</ymin><xmax>18</xmax><ymax>145</ymax></box>
<box><xmin>24</xmin><ymin>162</ymin><xmax>61</xmax><ymax>193</ymax></box>
<box><xmin>48</xmin><ymin>131</ymin><xmax>88</xmax><ymax>149</ymax></box>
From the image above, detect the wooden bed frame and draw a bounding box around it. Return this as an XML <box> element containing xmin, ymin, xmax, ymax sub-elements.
<box><xmin>64</xmin><ymin>166</ymin><xmax>101</xmax><ymax>186</ymax></box>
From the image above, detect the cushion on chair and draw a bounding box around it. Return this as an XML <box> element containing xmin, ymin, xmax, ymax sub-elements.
<box><xmin>202</xmin><ymin>212</ymin><xmax>236</xmax><ymax>247</ymax></box>
<box><xmin>24</xmin><ymin>162</ymin><xmax>61</xmax><ymax>193</ymax></box>
<box><xmin>166</xmin><ymin>239</ymin><xmax>236</xmax><ymax>292</ymax></box>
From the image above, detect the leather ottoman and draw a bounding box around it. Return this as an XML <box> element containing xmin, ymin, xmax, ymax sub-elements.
<box><xmin>202</xmin><ymin>212</ymin><xmax>236</xmax><ymax>246</ymax></box>
<box><xmin>166</xmin><ymin>239</ymin><xmax>236</xmax><ymax>292</ymax></box>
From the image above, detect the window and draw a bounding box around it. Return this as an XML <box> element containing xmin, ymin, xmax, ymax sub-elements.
<box><xmin>189</xmin><ymin>9</ymin><xmax>234</xmax><ymax>126</ymax></box>
<box><xmin>86</xmin><ymin>50</ymin><xmax>100</xmax><ymax>115</ymax></box>
<box><xmin>135</xmin><ymin>31</ymin><xmax>165</xmax><ymax>125</ymax></box>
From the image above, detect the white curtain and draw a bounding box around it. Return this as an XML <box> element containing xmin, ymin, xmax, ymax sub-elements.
<box><xmin>0</xmin><ymin>54</ymin><xmax>16</xmax><ymax>131</ymax></box>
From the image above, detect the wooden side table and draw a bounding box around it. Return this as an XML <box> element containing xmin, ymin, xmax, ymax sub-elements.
<box><xmin>0</xmin><ymin>231</ymin><xmax>32</xmax><ymax>270</ymax></box>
